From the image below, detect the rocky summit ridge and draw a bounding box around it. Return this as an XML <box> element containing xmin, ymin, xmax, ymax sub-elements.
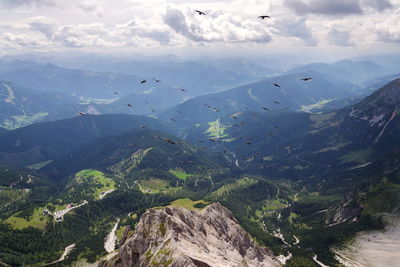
<box><xmin>100</xmin><ymin>202</ymin><xmax>280</xmax><ymax>267</ymax></box>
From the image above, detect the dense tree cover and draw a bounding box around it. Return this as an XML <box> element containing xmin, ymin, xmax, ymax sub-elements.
<box><xmin>0</xmin><ymin>189</ymin><xmax>178</xmax><ymax>266</ymax></box>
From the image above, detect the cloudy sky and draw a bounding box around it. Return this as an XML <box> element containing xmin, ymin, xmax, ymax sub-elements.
<box><xmin>0</xmin><ymin>0</ymin><xmax>399</xmax><ymax>56</ymax></box>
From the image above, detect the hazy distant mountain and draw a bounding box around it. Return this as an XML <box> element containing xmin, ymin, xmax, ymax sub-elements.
<box><xmin>362</xmin><ymin>73</ymin><xmax>400</xmax><ymax>91</ymax></box>
<box><xmin>0</xmin><ymin>81</ymin><xmax>80</xmax><ymax>129</ymax></box>
<box><xmin>43</xmin><ymin>89</ymin><xmax>186</xmax><ymax>122</ymax></box>
<box><xmin>0</xmin><ymin>114</ymin><xmax>167</xmax><ymax>167</ymax></box>
<box><xmin>81</xmin><ymin>58</ymin><xmax>260</xmax><ymax>96</ymax></box>
<box><xmin>286</xmin><ymin>60</ymin><xmax>395</xmax><ymax>84</ymax></box>
<box><xmin>160</xmin><ymin>71</ymin><xmax>361</xmax><ymax>129</ymax></box>
<box><xmin>0</xmin><ymin>60</ymin><xmax>176</xmax><ymax>99</ymax></box>
<box><xmin>198</xmin><ymin>57</ymin><xmax>279</xmax><ymax>79</ymax></box>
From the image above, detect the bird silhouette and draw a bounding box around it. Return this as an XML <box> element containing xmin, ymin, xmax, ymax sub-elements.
<box><xmin>273</xmin><ymin>83</ymin><xmax>281</xmax><ymax>87</ymax></box>
<box><xmin>195</xmin><ymin>10</ymin><xmax>206</xmax><ymax>15</ymax></box>
<box><xmin>157</xmin><ymin>136</ymin><xmax>176</xmax><ymax>144</ymax></box>
<box><xmin>153</xmin><ymin>78</ymin><xmax>161</xmax><ymax>82</ymax></box>
<box><xmin>301</xmin><ymin>77</ymin><xmax>312</xmax><ymax>81</ymax></box>
<box><xmin>263</xmin><ymin>107</ymin><xmax>270</xmax><ymax>111</ymax></box>
<box><xmin>273</xmin><ymin>101</ymin><xmax>280</xmax><ymax>104</ymax></box>
<box><xmin>258</xmin><ymin>15</ymin><xmax>270</xmax><ymax>19</ymax></box>
<box><xmin>140</xmin><ymin>80</ymin><xmax>147</xmax><ymax>84</ymax></box>
<box><xmin>127</xmin><ymin>104</ymin><xmax>133</xmax><ymax>107</ymax></box>
<box><xmin>78</xmin><ymin>112</ymin><xmax>85</xmax><ymax>115</ymax></box>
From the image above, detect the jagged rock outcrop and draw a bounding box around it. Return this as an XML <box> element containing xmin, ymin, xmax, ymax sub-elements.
<box><xmin>100</xmin><ymin>203</ymin><xmax>280</xmax><ymax>267</ymax></box>
<box><xmin>326</xmin><ymin>193</ymin><xmax>363</xmax><ymax>225</ymax></box>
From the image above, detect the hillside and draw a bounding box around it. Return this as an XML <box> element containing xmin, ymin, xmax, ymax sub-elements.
<box><xmin>199</xmin><ymin>78</ymin><xmax>400</xmax><ymax>181</ymax></box>
<box><xmin>0</xmin><ymin>114</ymin><xmax>167</xmax><ymax>167</ymax></box>
<box><xmin>0</xmin><ymin>81</ymin><xmax>79</xmax><ymax>129</ymax></box>
<box><xmin>160</xmin><ymin>71</ymin><xmax>361</xmax><ymax>130</ymax></box>
<box><xmin>42</xmin><ymin>128</ymin><xmax>225</xmax><ymax>181</ymax></box>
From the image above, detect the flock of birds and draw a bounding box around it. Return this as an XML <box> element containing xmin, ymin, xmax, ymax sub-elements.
<box><xmin>77</xmin><ymin>9</ymin><xmax>314</xmax><ymax>167</ymax></box>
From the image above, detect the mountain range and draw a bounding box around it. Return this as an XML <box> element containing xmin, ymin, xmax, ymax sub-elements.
<box><xmin>1</xmin><ymin>57</ymin><xmax>400</xmax><ymax>266</ymax></box>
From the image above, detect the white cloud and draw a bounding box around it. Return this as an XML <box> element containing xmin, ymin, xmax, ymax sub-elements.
<box><xmin>0</xmin><ymin>0</ymin><xmax>55</xmax><ymax>8</ymax></box>
<box><xmin>0</xmin><ymin>0</ymin><xmax>398</xmax><ymax>53</ymax></box>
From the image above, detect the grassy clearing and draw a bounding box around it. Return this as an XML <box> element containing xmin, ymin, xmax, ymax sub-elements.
<box><xmin>339</xmin><ymin>149</ymin><xmax>372</xmax><ymax>164</ymax></box>
<box><xmin>116</xmin><ymin>225</ymin><xmax>127</xmax><ymax>239</ymax></box>
<box><xmin>26</xmin><ymin>160</ymin><xmax>53</xmax><ymax>170</ymax></box>
<box><xmin>72</xmin><ymin>169</ymin><xmax>116</xmax><ymax>200</ymax></box>
<box><xmin>5</xmin><ymin>207</ymin><xmax>50</xmax><ymax>230</ymax></box>
<box><xmin>205</xmin><ymin>119</ymin><xmax>229</xmax><ymax>139</ymax></box>
<box><xmin>313</xmin><ymin>142</ymin><xmax>351</xmax><ymax>153</ymax></box>
<box><xmin>154</xmin><ymin>198</ymin><xmax>210</xmax><ymax>211</ymax></box>
<box><xmin>263</xmin><ymin>156</ymin><xmax>273</xmax><ymax>161</ymax></box>
<box><xmin>169</xmin><ymin>169</ymin><xmax>193</xmax><ymax>180</ymax></box>
<box><xmin>301</xmin><ymin>99</ymin><xmax>332</xmax><ymax>113</ymax></box>
<box><xmin>1</xmin><ymin>112</ymin><xmax>48</xmax><ymax>130</ymax></box>
<box><xmin>138</xmin><ymin>179</ymin><xmax>170</xmax><ymax>193</ymax></box>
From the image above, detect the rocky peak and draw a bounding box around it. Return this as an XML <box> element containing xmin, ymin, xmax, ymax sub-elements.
<box><xmin>100</xmin><ymin>202</ymin><xmax>279</xmax><ymax>267</ymax></box>
<box><xmin>340</xmin><ymin>78</ymin><xmax>400</xmax><ymax>135</ymax></box>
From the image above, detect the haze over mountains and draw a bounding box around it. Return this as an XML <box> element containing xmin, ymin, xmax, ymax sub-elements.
<box><xmin>1</xmin><ymin>53</ymin><xmax>400</xmax><ymax>267</ymax></box>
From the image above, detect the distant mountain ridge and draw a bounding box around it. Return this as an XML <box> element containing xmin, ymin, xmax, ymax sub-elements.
<box><xmin>286</xmin><ymin>59</ymin><xmax>396</xmax><ymax>84</ymax></box>
<box><xmin>0</xmin><ymin>80</ymin><xmax>80</xmax><ymax>129</ymax></box>
<box><xmin>160</xmin><ymin>71</ymin><xmax>361</xmax><ymax>130</ymax></box>
<box><xmin>0</xmin><ymin>114</ymin><xmax>167</xmax><ymax>167</ymax></box>
<box><xmin>0</xmin><ymin>60</ymin><xmax>179</xmax><ymax>100</ymax></box>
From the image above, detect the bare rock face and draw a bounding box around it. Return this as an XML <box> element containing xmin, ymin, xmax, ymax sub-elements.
<box><xmin>326</xmin><ymin>193</ymin><xmax>362</xmax><ymax>225</ymax></box>
<box><xmin>100</xmin><ymin>202</ymin><xmax>280</xmax><ymax>267</ymax></box>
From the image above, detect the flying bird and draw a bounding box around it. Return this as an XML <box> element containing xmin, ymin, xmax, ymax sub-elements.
<box><xmin>262</xmin><ymin>107</ymin><xmax>270</xmax><ymax>111</ymax></box>
<box><xmin>195</xmin><ymin>10</ymin><xmax>206</xmax><ymax>15</ymax></box>
<box><xmin>258</xmin><ymin>15</ymin><xmax>270</xmax><ymax>19</ymax></box>
<box><xmin>140</xmin><ymin>80</ymin><xmax>147</xmax><ymax>84</ymax></box>
<box><xmin>273</xmin><ymin>101</ymin><xmax>280</xmax><ymax>104</ymax></box>
<box><xmin>273</xmin><ymin>83</ymin><xmax>281</xmax><ymax>87</ymax></box>
<box><xmin>301</xmin><ymin>77</ymin><xmax>312</xmax><ymax>81</ymax></box>
<box><xmin>157</xmin><ymin>136</ymin><xmax>176</xmax><ymax>145</ymax></box>
<box><xmin>78</xmin><ymin>112</ymin><xmax>85</xmax><ymax>115</ymax></box>
<box><xmin>127</xmin><ymin>104</ymin><xmax>133</xmax><ymax>107</ymax></box>
<box><xmin>179</xmin><ymin>88</ymin><xmax>187</xmax><ymax>92</ymax></box>
<box><xmin>114</xmin><ymin>92</ymin><xmax>118</xmax><ymax>95</ymax></box>
<box><xmin>153</xmin><ymin>78</ymin><xmax>161</xmax><ymax>82</ymax></box>
<box><xmin>170</xmin><ymin>118</ymin><xmax>176</xmax><ymax>122</ymax></box>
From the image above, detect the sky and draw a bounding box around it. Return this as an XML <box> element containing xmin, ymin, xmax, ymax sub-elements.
<box><xmin>0</xmin><ymin>0</ymin><xmax>399</xmax><ymax>58</ymax></box>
